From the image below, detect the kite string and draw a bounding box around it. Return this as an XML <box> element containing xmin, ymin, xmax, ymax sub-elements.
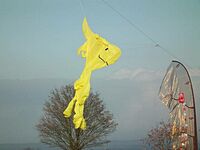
<box><xmin>101</xmin><ymin>0</ymin><xmax>193</xmax><ymax>69</ymax></box>
<box><xmin>79</xmin><ymin>0</ymin><xmax>87</xmax><ymax>18</ymax></box>
<box><xmin>102</xmin><ymin>0</ymin><xmax>157</xmax><ymax>45</ymax></box>
<box><xmin>101</xmin><ymin>0</ymin><xmax>200</xmax><ymax>107</ymax></box>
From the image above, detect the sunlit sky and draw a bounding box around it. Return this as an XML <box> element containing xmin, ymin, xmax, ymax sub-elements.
<box><xmin>1</xmin><ymin>0</ymin><xmax>200</xmax><ymax>79</ymax></box>
<box><xmin>0</xmin><ymin>0</ymin><xmax>200</xmax><ymax>144</ymax></box>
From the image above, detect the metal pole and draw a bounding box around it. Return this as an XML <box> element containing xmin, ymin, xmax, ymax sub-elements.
<box><xmin>172</xmin><ymin>60</ymin><xmax>198</xmax><ymax>150</ymax></box>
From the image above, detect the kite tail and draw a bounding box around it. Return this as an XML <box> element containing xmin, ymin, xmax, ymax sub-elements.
<box><xmin>74</xmin><ymin>100</ymin><xmax>87</xmax><ymax>129</ymax></box>
<box><xmin>63</xmin><ymin>97</ymin><xmax>76</xmax><ymax>118</ymax></box>
<box><xmin>73</xmin><ymin>69</ymin><xmax>91</xmax><ymax>130</ymax></box>
<box><xmin>63</xmin><ymin>68</ymin><xmax>91</xmax><ymax>130</ymax></box>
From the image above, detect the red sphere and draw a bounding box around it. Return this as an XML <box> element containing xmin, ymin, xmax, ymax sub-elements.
<box><xmin>178</xmin><ymin>92</ymin><xmax>185</xmax><ymax>103</ymax></box>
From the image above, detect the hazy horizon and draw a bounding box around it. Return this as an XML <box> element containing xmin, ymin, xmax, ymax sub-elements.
<box><xmin>0</xmin><ymin>74</ymin><xmax>200</xmax><ymax>144</ymax></box>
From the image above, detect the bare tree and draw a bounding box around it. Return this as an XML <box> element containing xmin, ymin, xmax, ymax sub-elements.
<box><xmin>143</xmin><ymin>121</ymin><xmax>173</xmax><ymax>150</ymax></box>
<box><xmin>36</xmin><ymin>85</ymin><xmax>117</xmax><ymax>150</ymax></box>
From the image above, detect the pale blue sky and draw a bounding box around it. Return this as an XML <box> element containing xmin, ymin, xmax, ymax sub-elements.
<box><xmin>0</xmin><ymin>0</ymin><xmax>200</xmax><ymax>144</ymax></box>
<box><xmin>0</xmin><ymin>0</ymin><xmax>200</xmax><ymax>79</ymax></box>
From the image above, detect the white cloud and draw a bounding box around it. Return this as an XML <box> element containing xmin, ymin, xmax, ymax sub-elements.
<box><xmin>109</xmin><ymin>67</ymin><xmax>200</xmax><ymax>81</ymax></box>
<box><xmin>108</xmin><ymin>68</ymin><xmax>163</xmax><ymax>81</ymax></box>
<box><xmin>189</xmin><ymin>68</ymin><xmax>200</xmax><ymax>77</ymax></box>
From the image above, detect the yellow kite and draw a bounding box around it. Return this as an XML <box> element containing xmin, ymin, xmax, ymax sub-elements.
<box><xmin>63</xmin><ymin>18</ymin><xmax>121</xmax><ymax>130</ymax></box>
